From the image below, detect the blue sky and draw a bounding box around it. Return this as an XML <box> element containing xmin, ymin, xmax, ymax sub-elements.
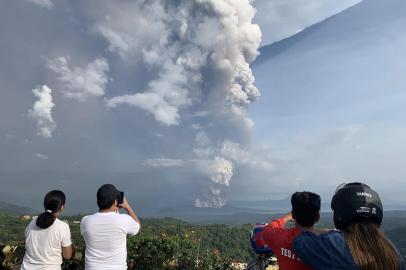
<box><xmin>0</xmin><ymin>0</ymin><xmax>405</xmax><ymax>210</ymax></box>
<box><xmin>246</xmin><ymin>0</ymin><xmax>406</xmax><ymax>201</ymax></box>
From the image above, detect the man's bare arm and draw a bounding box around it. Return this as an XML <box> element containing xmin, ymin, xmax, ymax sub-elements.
<box><xmin>282</xmin><ymin>212</ymin><xmax>294</xmax><ymax>224</ymax></box>
<box><xmin>119</xmin><ymin>198</ymin><xmax>141</xmax><ymax>226</ymax></box>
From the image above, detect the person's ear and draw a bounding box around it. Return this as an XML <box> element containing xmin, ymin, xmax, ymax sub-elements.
<box><xmin>291</xmin><ymin>211</ymin><xmax>296</xmax><ymax>220</ymax></box>
<box><xmin>60</xmin><ymin>205</ymin><xmax>64</xmax><ymax>213</ymax></box>
<box><xmin>316</xmin><ymin>212</ymin><xmax>320</xmax><ymax>222</ymax></box>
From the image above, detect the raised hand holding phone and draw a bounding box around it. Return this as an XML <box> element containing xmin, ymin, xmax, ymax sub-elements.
<box><xmin>119</xmin><ymin>197</ymin><xmax>130</xmax><ymax>210</ymax></box>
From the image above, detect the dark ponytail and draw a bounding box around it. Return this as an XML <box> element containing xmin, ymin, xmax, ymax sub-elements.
<box><xmin>36</xmin><ymin>190</ymin><xmax>66</xmax><ymax>229</ymax></box>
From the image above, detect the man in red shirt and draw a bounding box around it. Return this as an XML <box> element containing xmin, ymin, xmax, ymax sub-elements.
<box><xmin>263</xmin><ymin>192</ymin><xmax>321</xmax><ymax>270</ymax></box>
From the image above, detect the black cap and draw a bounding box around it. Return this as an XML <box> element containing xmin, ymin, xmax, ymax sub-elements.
<box><xmin>331</xmin><ymin>182</ymin><xmax>383</xmax><ymax>230</ymax></box>
<box><xmin>97</xmin><ymin>184</ymin><xmax>123</xmax><ymax>210</ymax></box>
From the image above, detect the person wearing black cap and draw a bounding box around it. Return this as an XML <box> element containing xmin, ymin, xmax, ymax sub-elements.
<box><xmin>80</xmin><ymin>184</ymin><xmax>141</xmax><ymax>270</ymax></box>
<box><xmin>293</xmin><ymin>182</ymin><xmax>405</xmax><ymax>270</ymax></box>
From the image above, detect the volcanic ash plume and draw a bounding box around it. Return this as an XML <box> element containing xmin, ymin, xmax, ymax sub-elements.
<box><xmin>98</xmin><ymin>0</ymin><xmax>261</xmax><ymax>207</ymax></box>
<box><xmin>193</xmin><ymin>135</ymin><xmax>250</xmax><ymax>208</ymax></box>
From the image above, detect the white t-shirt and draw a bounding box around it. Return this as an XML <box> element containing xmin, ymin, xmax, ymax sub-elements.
<box><xmin>21</xmin><ymin>218</ymin><xmax>72</xmax><ymax>270</ymax></box>
<box><xmin>80</xmin><ymin>212</ymin><xmax>140</xmax><ymax>270</ymax></box>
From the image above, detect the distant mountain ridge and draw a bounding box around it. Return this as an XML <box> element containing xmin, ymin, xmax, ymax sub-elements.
<box><xmin>228</xmin><ymin>197</ymin><xmax>406</xmax><ymax>213</ymax></box>
<box><xmin>0</xmin><ymin>201</ymin><xmax>36</xmax><ymax>215</ymax></box>
<box><xmin>229</xmin><ymin>197</ymin><xmax>332</xmax><ymax>212</ymax></box>
<box><xmin>254</xmin><ymin>0</ymin><xmax>406</xmax><ymax>65</ymax></box>
<box><xmin>228</xmin><ymin>197</ymin><xmax>291</xmax><ymax>211</ymax></box>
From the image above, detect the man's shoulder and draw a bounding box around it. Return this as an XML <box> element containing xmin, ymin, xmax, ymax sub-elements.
<box><xmin>80</xmin><ymin>213</ymin><xmax>99</xmax><ymax>226</ymax></box>
<box><xmin>82</xmin><ymin>212</ymin><xmax>101</xmax><ymax>219</ymax></box>
<box><xmin>113</xmin><ymin>213</ymin><xmax>137</xmax><ymax>228</ymax></box>
<box><xmin>81</xmin><ymin>213</ymin><xmax>130</xmax><ymax>223</ymax></box>
<box><xmin>118</xmin><ymin>213</ymin><xmax>132</xmax><ymax>221</ymax></box>
<box><xmin>80</xmin><ymin>214</ymin><xmax>90</xmax><ymax>222</ymax></box>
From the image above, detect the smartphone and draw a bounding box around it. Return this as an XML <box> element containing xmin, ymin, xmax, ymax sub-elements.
<box><xmin>117</xmin><ymin>192</ymin><xmax>124</xmax><ymax>205</ymax></box>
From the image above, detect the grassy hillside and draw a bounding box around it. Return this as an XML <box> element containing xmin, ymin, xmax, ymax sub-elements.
<box><xmin>2</xmin><ymin>212</ymin><xmax>406</xmax><ymax>269</ymax></box>
<box><xmin>0</xmin><ymin>214</ymin><xmax>255</xmax><ymax>269</ymax></box>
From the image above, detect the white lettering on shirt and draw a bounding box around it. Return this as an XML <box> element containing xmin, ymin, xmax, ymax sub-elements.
<box><xmin>280</xmin><ymin>247</ymin><xmax>301</xmax><ymax>261</ymax></box>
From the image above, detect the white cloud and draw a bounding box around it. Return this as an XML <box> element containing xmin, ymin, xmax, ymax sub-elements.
<box><xmin>191</xmin><ymin>124</ymin><xmax>201</xmax><ymax>130</ymax></box>
<box><xmin>191</xmin><ymin>111</ymin><xmax>208</xmax><ymax>118</ymax></box>
<box><xmin>94</xmin><ymin>25</ymin><xmax>129</xmax><ymax>58</ymax></box>
<box><xmin>36</xmin><ymin>153</ymin><xmax>49</xmax><ymax>160</ymax></box>
<box><xmin>92</xmin><ymin>1</ymin><xmax>167</xmax><ymax>60</ymax></box>
<box><xmin>26</xmin><ymin>0</ymin><xmax>53</xmax><ymax>9</ymax></box>
<box><xmin>28</xmin><ymin>85</ymin><xmax>56</xmax><ymax>138</ymax></box>
<box><xmin>47</xmin><ymin>57</ymin><xmax>109</xmax><ymax>101</ymax></box>
<box><xmin>322</xmin><ymin>125</ymin><xmax>361</xmax><ymax>145</ymax></box>
<box><xmin>5</xmin><ymin>134</ymin><xmax>15</xmax><ymax>140</ymax></box>
<box><xmin>79</xmin><ymin>134</ymin><xmax>90</xmax><ymax>139</ymax></box>
<box><xmin>143</xmin><ymin>158</ymin><xmax>185</xmax><ymax>168</ymax></box>
<box><xmin>254</xmin><ymin>0</ymin><xmax>362</xmax><ymax>45</ymax></box>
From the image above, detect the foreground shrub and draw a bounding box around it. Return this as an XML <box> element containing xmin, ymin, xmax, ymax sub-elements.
<box><xmin>127</xmin><ymin>234</ymin><xmax>234</xmax><ymax>270</ymax></box>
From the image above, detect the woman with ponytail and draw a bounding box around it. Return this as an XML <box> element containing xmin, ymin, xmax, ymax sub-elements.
<box><xmin>293</xmin><ymin>182</ymin><xmax>405</xmax><ymax>270</ymax></box>
<box><xmin>21</xmin><ymin>190</ymin><xmax>73</xmax><ymax>270</ymax></box>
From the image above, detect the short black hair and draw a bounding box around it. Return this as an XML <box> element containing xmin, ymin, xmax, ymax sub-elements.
<box><xmin>97</xmin><ymin>196</ymin><xmax>115</xmax><ymax>210</ymax></box>
<box><xmin>97</xmin><ymin>184</ymin><xmax>120</xmax><ymax>210</ymax></box>
<box><xmin>291</xmin><ymin>191</ymin><xmax>321</xmax><ymax>227</ymax></box>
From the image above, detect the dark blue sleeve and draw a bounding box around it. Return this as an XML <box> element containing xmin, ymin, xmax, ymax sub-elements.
<box><xmin>293</xmin><ymin>231</ymin><xmax>358</xmax><ymax>270</ymax></box>
<box><xmin>398</xmin><ymin>251</ymin><xmax>405</xmax><ymax>270</ymax></box>
<box><xmin>388</xmin><ymin>238</ymin><xmax>405</xmax><ymax>270</ymax></box>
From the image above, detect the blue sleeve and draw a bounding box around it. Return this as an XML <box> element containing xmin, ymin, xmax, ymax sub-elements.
<box><xmin>293</xmin><ymin>231</ymin><xmax>334</xmax><ymax>269</ymax></box>
<box><xmin>293</xmin><ymin>231</ymin><xmax>358</xmax><ymax>270</ymax></box>
<box><xmin>398</xmin><ymin>252</ymin><xmax>405</xmax><ymax>270</ymax></box>
<box><xmin>388</xmin><ymin>238</ymin><xmax>405</xmax><ymax>270</ymax></box>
